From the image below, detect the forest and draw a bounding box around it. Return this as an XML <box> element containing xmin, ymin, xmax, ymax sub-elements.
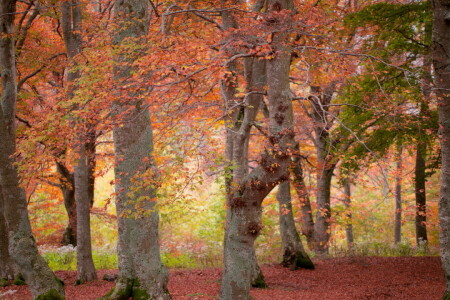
<box><xmin>0</xmin><ymin>0</ymin><xmax>449</xmax><ymax>299</ymax></box>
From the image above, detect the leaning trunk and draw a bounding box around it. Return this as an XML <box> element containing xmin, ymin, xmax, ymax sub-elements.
<box><xmin>56</xmin><ymin>162</ymin><xmax>77</xmax><ymax>246</ymax></box>
<box><xmin>431</xmin><ymin>1</ymin><xmax>450</xmax><ymax>296</ymax></box>
<box><xmin>276</xmin><ymin>181</ymin><xmax>314</xmax><ymax>270</ymax></box>
<box><xmin>415</xmin><ymin>141</ymin><xmax>428</xmax><ymax>245</ymax></box>
<box><xmin>102</xmin><ymin>0</ymin><xmax>170</xmax><ymax>298</ymax></box>
<box><xmin>0</xmin><ymin>0</ymin><xmax>65</xmax><ymax>297</ymax></box>
<box><xmin>290</xmin><ymin>146</ymin><xmax>315</xmax><ymax>247</ymax></box>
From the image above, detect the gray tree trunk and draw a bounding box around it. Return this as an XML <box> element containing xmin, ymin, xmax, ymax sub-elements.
<box><xmin>221</xmin><ymin>2</ymin><xmax>267</xmax><ymax>290</ymax></box>
<box><xmin>0</xmin><ymin>0</ymin><xmax>65</xmax><ymax>297</ymax></box>
<box><xmin>276</xmin><ymin>181</ymin><xmax>314</xmax><ymax>270</ymax></box>
<box><xmin>61</xmin><ymin>0</ymin><xmax>97</xmax><ymax>283</ymax></box>
<box><xmin>101</xmin><ymin>0</ymin><xmax>170</xmax><ymax>298</ymax></box>
<box><xmin>307</xmin><ymin>83</ymin><xmax>339</xmax><ymax>254</ymax></box>
<box><xmin>220</xmin><ymin>1</ymin><xmax>296</xmax><ymax>298</ymax></box>
<box><xmin>312</xmin><ymin>167</ymin><xmax>334</xmax><ymax>254</ymax></box>
<box><xmin>415</xmin><ymin>141</ymin><xmax>428</xmax><ymax>245</ymax></box>
<box><xmin>343</xmin><ymin>178</ymin><xmax>354</xmax><ymax>250</ymax></box>
<box><xmin>431</xmin><ymin>1</ymin><xmax>450</xmax><ymax>297</ymax></box>
<box><xmin>394</xmin><ymin>145</ymin><xmax>402</xmax><ymax>244</ymax></box>
<box><xmin>290</xmin><ymin>145</ymin><xmax>315</xmax><ymax>248</ymax></box>
<box><xmin>0</xmin><ymin>186</ymin><xmax>15</xmax><ymax>281</ymax></box>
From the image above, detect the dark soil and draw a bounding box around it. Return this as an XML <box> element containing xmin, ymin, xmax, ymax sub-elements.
<box><xmin>0</xmin><ymin>256</ymin><xmax>445</xmax><ymax>299</ymax></box>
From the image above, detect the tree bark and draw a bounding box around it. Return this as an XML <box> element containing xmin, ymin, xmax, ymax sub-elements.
<box><xmin>61</xmin><ymin>0</ymin><xmax>97</xmax><ymax>283</ymax></box>
<box><xmin>312</xmin><ymin>167</ymin><xmax>334</xmax><ymax>254</ymax></box>
<box><xmin>431</xmin><ymin>1</ymin><xmax>450</xmax><ymax>297</ymax></box>
<box><xmin>415</xmin><ymin>141</ymin><xmax>428</xmax><ymax>245</ymax></box>
<box><xmin>276</xmin><ymin>181</ymin><xmax>314</xmax><ymax>270</ymax></box>
<box><xmin>289</xmin><ymin>145</ymin><xmax>315</xmax><ymax>248</ymax></box>
<box><xmin>307</xmin><ymin>83</ymin><xmax>339</xmax><ymax>254</ymax></box>
<box><xmin>101</xmin><ymin>0</ymin><xmax>170</xmax><ymax>298</ymax></box>
<box><xmin>221</xmin><ymin>1</ymin><xmax>267</xmax><ymax>290</ymax></box>
<box><xmin>57</xmin><ymin>162</ymin><xmax>77</xmax><ymax>246</ymax></box>
<box><xmin>394</xmin><ymin>145</ymin><xmax>402</xmax><ymax>244</ymax></box>
<box><xmin>0</xmin><ymin>187</ymin><xmax>15</xmax><ymax>281</ymax></box>
<box><xmin>343</xmin><ymin>178</ymin><xmax>354</xmax><ymax>250</ymax></box>
<box><xmin>220</xmin><ymin>1</ymin><xmax>296</xmax><ymax>298</ymax></box>
<box><xmin>0</xmin><ymin>0</ymin><xmax>65</xmax><ymax>297</ymax></box>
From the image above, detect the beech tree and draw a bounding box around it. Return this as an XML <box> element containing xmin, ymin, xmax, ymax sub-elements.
<box><xmin>431</xmin><ymin>0</ymin><xmax>450</xmax><ymax>298</ymax></box>
<box><xmin>61</xmin><ymin>0</ymin><xmax>97</xmax><ymax>283</ymax></box>
<box><xmin>219</xmin><ymin>0</ymin><xmax>312</xmax><ymax>297</ymax></box>
<box><xmin>0</xmin><ymin>0</ymin><xmax>65</xmax><ymax>297</ymax></box>
<box><xmin>101</xmin><ymin>0</ymin><xmax>170</xmax><ymax>298</ymax></box>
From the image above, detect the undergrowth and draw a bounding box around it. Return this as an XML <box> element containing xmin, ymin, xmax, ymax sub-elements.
<box><xmin>40</xmin><ymin>241</ymin><xmax>439</xmax><ymax>271</ymax></box>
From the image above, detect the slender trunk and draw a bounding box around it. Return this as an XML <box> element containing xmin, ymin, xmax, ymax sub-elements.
<box><xmin>57</xmin><ymin>162</ymin><xmax>77</xmax><ymax>246</ymax></box>
<box><xmin>290</xmin><ymin>145</ymin><xmax>315</xmax><ymax>247</ymax></box>
<box><xmin>343</xmin><ymin>178</ymin><xmax>354</xmax><ymax>250</ymax></box>
<box><xmin>0</xmin><ymin>187</ymin><xmax>15</xmax><ymax>281</ymax></box>
<box><xmin>312</xmin><ymin>167</ymin><xmax>334</xmax><ymax>254</ymax></box>
<box><xmin>394</xmin><ymin>145</ymin><xmax>402</xmax><ymax>244</ymax></box>
<box><xmin>61</xmin><ymin>0</ymin><xmax>97</xmax><ymax>282</ymax></box>
<box><xmin>431</xmin><ymin>2</ymin><xmax>450</xmax><ymax>296</ymax></box>
<box><xmin>415</xmin><ymin>141</ymin><xmax>428</xmax><ymax>245</ymax></box>
<box><xmin>0</xmin><ymin>1</ymin><xmax>65</xmax><ymax>297</ymax></box>
<box><xmin>308</xmin><ymin>83</ymin><xmax>339</xmax><ymax>254</ymax></box>
<box><xmin>74</xmin><ymin>144</ymin><xmax>97</xmax><ymax>282</ymax></box>
<box><xmin>220</xmin><ymin>1</ymin><xmax>296</xmax><ymax>298</ymax></box>
<box><xmin>276</xmin><ymin>181</ymin><xmax>314</xmax><ymax>270</ymax></box>
<box><xmin>101</xmin><ymin>0</ymin><xmax>170</xmax><ymax>298</ymax></box>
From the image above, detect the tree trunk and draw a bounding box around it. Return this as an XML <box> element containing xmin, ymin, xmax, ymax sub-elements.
<box><xmin>431</xmin><ymin>1</ymin><xmax>450</xmax><ymax>297</ymax></box>
<box><xmin>0</xmin><ymin>187</ymin><xmax>15</xmax><ymax>281</ymax></box>
<box><xmin>57</xmin><ymin>162</ymin><xmax>77</xmax><ymax>246</ymax></box>
<box><xmin>290</xmin><ymin>145</ymin><xmax>315</xmax><ymax>248</ymax></box>
<box><xmin>343</xmin><ymin>178</ymin><xmax>354</xmax><ymax>250</ymax></box>
<box><xmin>220</xmin><ymin>1</ymin><xmax>296</xmax><ymax>298</ymax></box>
<box><xmin>221</xmin><ymin>2</ymin><xmax>267</xmax><ymax>290</ymax></box>
<box><xmin>0</xmin><ymin>0</ymin><xmax>65</xmax><ymax>297</ymax></box>
<box><xmin>276</xmin><ymin>181</ymin><xmax>314</xmax><ymax>270</ymax></box>
<box><xmin>415</xmin><ymin>141</ymin><xmax>428</xmax><ymax>245</ymax></box>
<box><xmin>394</xmin><ymin>145</ymin><xmax>402</xmax><ymax>244</ymax></box>
<box><xmin>312</xmin><ymin>167</ymin><xmax>334</xmax><ymax>254</ymax></box>
<box><xmin>61</xmin><ymin>0</ymin><xmax>97</xmax><ymax>282</ymax></box>
<box><xmin>74</xmin><ymin>144</ymin><xmax>97</xmax><ymax>283</ymax></box>
<box><xmin>307</xmin><ymin>83</ymin><xmax>339</xmax><ymax>254</ymax></box>
<box><xmin>101</xmin><ymin>0</ymin><xmax>170</xmax><ymax>298</ymax></box>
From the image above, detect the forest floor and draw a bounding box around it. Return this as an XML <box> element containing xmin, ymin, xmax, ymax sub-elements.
<box><xmin>0</xmin><ymin>256</ymin><xmax>445</xmax><ymax>299</ymax></box>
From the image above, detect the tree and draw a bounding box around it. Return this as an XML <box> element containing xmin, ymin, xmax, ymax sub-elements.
<box><xmin>431</xmin><ymin>0</ymin><xmax>450</xmax><ymax>298</ymax></box>
<box><xmin>101</xmin><ymin>0</ymin><xmax>170</xmax><ymax>297</ymax></box>
<box><xmin>221</xmin><ymin>0</ymin><xmax>268</xmax><ymax>288</ymax></box>
<box><xmin>219</xmin><ymin>0</ymin><xmax>303</xmax><ymax>297</ymax></box>
<box><xmin>0</xmin><ymin>0</ymin><xmax>65</xmax><ymax>297</ymax></box>
<box><xmin>276</xmin><ymin>181</ymin><xmax>314</xmax><ymax>270</ymax></box>
<box><xmin>342</xmin><ymin>177</ymin><xmax>354</xmax><ymax>249</ymax></box>
<box><xmin>394</xmin><ymin>144</ymin><xmax>403</xmax><ymax>244</ymax></box>
<box><xmin>61</xmin><ymin>0</ymin><xmax>97</xmax><ymax>283</ymax></box>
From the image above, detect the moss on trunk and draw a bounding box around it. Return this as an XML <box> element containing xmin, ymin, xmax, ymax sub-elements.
<box><xmin>282</xmin><ymin>250</ymin><xmax>315</xmax><ymax>270</ymax></box>
<box><xmin>251</xmin><ymin>272</ymin><xmax>268</xmax><ymax>289</ymax></box>
<box><xmin>35</xmin><ymin>289</ymin><xmax>66</xmax><ymax>300</ymax></box>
